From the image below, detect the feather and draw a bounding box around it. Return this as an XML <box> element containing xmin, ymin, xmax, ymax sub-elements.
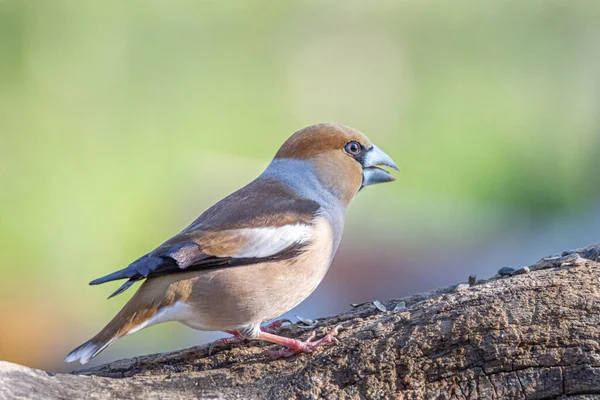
<box><xmin>87</xmin><ymin>178</ymin><xmax>321</xmax><ymax>297</ymax></box>
<box><xmin>107</xmin><ymin>279</ymin><xmax>138</xmax><ymax>299</ymax></box>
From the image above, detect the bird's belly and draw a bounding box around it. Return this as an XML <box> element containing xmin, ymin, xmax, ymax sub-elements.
<box><xmin>170</xmin><ymin>218</ymin><xmax>336</xmax><ymax>332</ymax></box>
<box><xmin>178</xmin><ymin>256</ymin><xmax>331</xmax><ymax>331</ymax></box>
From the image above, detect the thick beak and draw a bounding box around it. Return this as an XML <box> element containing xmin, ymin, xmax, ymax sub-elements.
<box><xmin>361</xmin><ymin>144</ymin><xmax>399</xmax><ymax>187</ymax></box>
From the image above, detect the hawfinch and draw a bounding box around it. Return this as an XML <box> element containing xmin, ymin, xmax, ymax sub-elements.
<box><xmin>66</xmin><ymin>123</ymin><xmax>398</xmax><ymax>364</ymax></box>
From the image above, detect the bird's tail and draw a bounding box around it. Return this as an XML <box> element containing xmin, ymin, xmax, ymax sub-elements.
<box><xmin>64</xmin><ymin>336</ymin><xmax>116</xmax><ymax>365</ymax></box>
<box><xmin>65</xmin><ymin>283</ymin><xmax>165</xmax><ymax>364</ymax></box>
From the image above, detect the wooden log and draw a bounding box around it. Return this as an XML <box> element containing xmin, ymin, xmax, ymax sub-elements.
<box><xmin>2</xmin><ymin>244</ymin><xmax>600</xmax><ymax>399</ymax></box>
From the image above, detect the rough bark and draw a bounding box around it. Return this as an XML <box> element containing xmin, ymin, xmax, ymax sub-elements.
<box><xmin>2</xmin><ymin>244</ymin><xmax>600</xmax><ymax>400</ymax></box>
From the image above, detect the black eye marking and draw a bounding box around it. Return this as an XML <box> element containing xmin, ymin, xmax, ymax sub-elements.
<box><xmin>344</xmin><ymin>141</ymin><xmax>362</xmax><ymax>156</ymax></box>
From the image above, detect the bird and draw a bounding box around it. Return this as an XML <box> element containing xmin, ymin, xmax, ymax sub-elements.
<box><xmin>65</xmin><ymin>123</ymin><xmax>398</xmax><ymax>364</ymax></box>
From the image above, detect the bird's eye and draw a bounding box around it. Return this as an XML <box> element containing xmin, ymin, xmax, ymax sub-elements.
<box><xmin>344</xmin><ymin>141</ymin><xmax>362</xmax><ymax>156</ymax></box>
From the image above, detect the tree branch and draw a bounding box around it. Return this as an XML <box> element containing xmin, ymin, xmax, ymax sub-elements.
<box><xmin>2</xmin><ymin>244</ymin><xmax>600</xmax><ymax>399</ymax></box>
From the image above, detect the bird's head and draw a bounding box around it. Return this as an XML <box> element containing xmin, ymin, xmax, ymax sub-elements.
<box><xmin>274</xmin><ymin>123</ymin><xmax>398</xmax><ymax>205</ymax></box>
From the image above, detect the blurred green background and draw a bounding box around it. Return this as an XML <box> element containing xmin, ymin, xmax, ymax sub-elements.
<box><xmin>1</xmin><ymin>1</ymin><xmax>599</xmax><ymax>372</ymax></box>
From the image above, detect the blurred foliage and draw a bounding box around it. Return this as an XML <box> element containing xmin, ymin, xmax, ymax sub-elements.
<box><xmin>0</xmin><ymin>0</ymin><xmax>599</xmax><ymax>370</ymax></box>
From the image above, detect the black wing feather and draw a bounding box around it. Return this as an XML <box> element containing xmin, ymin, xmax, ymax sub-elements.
<box><xmin>107</xmin><ymin>278</ymin><xmax>139</xmax><ymax>299</ymax></box>
<box><xmin>89</xmin><ymin>241</ymin><xmax>309</xmax><ymax>298</ymax></box>
<box><xmin>88</xmin><ymin>177</ymin><xmax>321</xmax><ymax>298</ymax></box>
<box><xmin>89</xmin><ymin>243</ymin><xmax>201</xmax><ymax>286</ymax></box>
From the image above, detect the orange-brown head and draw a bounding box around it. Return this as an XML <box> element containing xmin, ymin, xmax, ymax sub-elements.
<box><xmin>274</xmin><ymin>123</ymin><xmax>398</xmax><ymax>205</ymax></box>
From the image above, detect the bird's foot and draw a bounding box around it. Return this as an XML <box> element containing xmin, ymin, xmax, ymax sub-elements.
<box><xmin>261</xmin><ymin>318</ymin><xmax>292</xmax><ymax>334</ymax></box>
<box><xmin>262</xmin><ymin>325</ymin><xmax>341</xmax><ymax>359</ymax></box>
<box><xmin>208</xmin><ymin>330</ymin><xmax>245</xmax><ymax>356</ymax></box>
<box><xmin>208</xmin><ymin>320</ymin><xmax>291</xmax><ymax>356</ymax></box>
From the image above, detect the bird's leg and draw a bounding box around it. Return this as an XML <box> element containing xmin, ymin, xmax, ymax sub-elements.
<box><xmin>208</xmin><ymin>330</ymin><xmax>245</xmax><ymax>355</ymax></box>
<box><xmin>261</xmin><ymin>318</ymin><xmax>292</xmax><ymax>334</ymax></box>
<box><xmin>221</xmin><ymin>330</ymin><xmax>245</xmax><ymax>344</ymax></box>
<box><xmin>207</xmin><ymin>319</ymin><xmax>291</xmax><ymax>356</ymax></box>
<box><xmin>208</xmin><ymin>319</ymin><xmax>328</xmax><ymax>358</ymax></box>
<box><xmin>258</xmin><ymin>325</ymin><xmax>341</xmax><ymax>358</ymax></box>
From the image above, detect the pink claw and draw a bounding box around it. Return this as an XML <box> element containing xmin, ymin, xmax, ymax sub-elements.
<box><xmin>261</xmin><ymin>318</ymin><xmax>293</xmax><ymax>334</ymax></box>
<box><xmin>208</xmin><ymin>330</ymin><xmax>245</xmax><ymax>356</ymax></box>
<box><xmin>266</xmin><ymin>325</ymin><xmax>341</xmax><ymax>359</ymax></box>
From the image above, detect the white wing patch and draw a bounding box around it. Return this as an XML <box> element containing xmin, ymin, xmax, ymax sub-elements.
<box><xmin>233</xmin><ymin>223</ymin><xmax>312</xmax><ymax>258</ymax></box>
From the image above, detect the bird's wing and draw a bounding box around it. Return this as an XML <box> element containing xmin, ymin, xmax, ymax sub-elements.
<box><xmin>89</xmin><ymin>178</ymin><xmax>321</xmax><ymax>298</ymax></box>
